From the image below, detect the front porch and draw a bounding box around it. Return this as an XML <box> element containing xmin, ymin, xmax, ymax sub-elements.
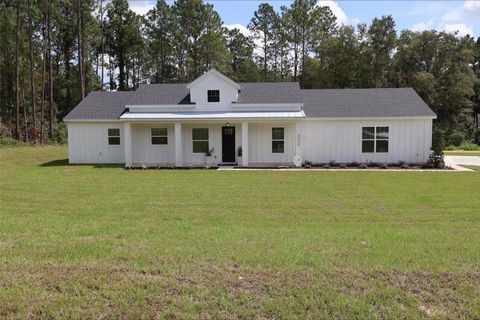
<box><xmin>122</xmin><ymin>121</ymin><xmax>300</xmax><ymax>168</ymax></box>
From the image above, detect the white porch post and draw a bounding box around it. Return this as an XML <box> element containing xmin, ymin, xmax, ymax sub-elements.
<box><xmin>242</xmin><ymin>122</ymin><xmax>249</xmax><ymax>167</ymax></box>
<box><xmin>175</xmin><ymin>122</ymin><xmax>183</xmax><ymax>166</ymax></box>
<box><xmin>124</xmin><ymin>122</ymin><xmax>132</xmax><ymax>166</ymax></box>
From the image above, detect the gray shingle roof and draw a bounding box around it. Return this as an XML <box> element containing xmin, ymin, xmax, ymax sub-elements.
<box><xmin>133</xmin><ymin>84</ymin><xmax>192</xmax><ymax>105</ymax></box>
<box><xmin>302</xmin><ymin>88</ymin><xmax>436</xmax><ymax>118</ymax></box>
<box><xmin>237</xmin><ymin>82</ymin><xmax>302</xmax><ymax>104</ymax></box>
<box><xmin>64</xmin><ymin>84</ymin><xmax>436</xmax><ymax>121</ymax></box>
<box><xmin>63</xmin><ymin>91</ymin><xmax>135</xmax><ymax>120</ymax></box>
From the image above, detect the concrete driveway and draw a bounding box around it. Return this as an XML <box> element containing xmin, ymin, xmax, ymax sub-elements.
<box><xmin>445</xmin><ymin>155</ymin><xmax>480</xmax><ymax>171</ymax></box>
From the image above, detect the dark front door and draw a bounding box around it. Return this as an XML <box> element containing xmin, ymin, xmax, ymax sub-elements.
<box><xmin>222</xmin><ymin>126</ymin><xmax>236</xmax><ymax>163</ymax></box>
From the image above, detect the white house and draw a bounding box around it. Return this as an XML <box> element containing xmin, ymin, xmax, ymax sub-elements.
<box><xmin>64</xmin><ymin>69</ymin><xmax>436</xmax><ymax>167</ymax></box>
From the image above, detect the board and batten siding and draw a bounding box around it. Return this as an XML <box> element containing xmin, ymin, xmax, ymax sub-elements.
<box><xmin>179</xmin><ymin>123</ymin><xmax>241</xmax><ymax>165</ymax></box>
<box><xmin>131</xmin><ymin>123</ymin><xmax>175</xmax><ymax>164</ymax></box>
<box><xmin>299</xmin><ymin>118</ymin><xmax>433</xmax><ymax>164</ymax></box>
<box><xmin>67</xmin><ymin>118</ymin><xmax>433</xmax><ymax>165</ymax></box>
<box><xmin>67</xmin><ymin>122</ymin><xmax>124</xmax><ymax>163</ymax></box>
<box><xmin>247</xmin><ymin>122</ymin><xmax>296</xmax><ymax>164</ymax></box>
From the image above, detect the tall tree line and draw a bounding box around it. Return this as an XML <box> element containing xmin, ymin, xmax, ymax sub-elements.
<box><xmin>0</xmin><ymin>0</ymin><xmax>479</xmax><ymax>145</ymax></box>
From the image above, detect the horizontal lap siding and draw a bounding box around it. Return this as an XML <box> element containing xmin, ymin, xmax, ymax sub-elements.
<box><xmin>67</xmin><ymin>122</ymin><xmax>124</xmax><ymax>164</ymax></box>
<box><xmin>300</xmin><ymin>119</ymin><xmax>432</xmax><ymax>164</ymax></box>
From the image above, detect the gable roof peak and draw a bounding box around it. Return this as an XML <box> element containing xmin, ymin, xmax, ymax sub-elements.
<box><xmin>186</xmin><ymin>68</ymin><xmax>243</xmax><ymax>90</ymax></box>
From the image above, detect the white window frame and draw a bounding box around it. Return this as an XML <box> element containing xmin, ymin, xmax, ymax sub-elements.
<box><xmin>272</xmin><ymin>127</ymin><xmax>285</xmax><ymax>154</ymax></box>
<box><xmin>192</xmin><ymin>128</ymin><xmax>209</xmax><ymax>154</ymax></box>
<box><xmin>107</xmin><ymin>128</ymin><xmax>120</xmax><ymax>146</ymax></box>
<box><xmin>361</xmin><ymin>126</ymin><xmax>389</xmax><ymax>153</ymax></box>
<box><xmin>151</xmin><ymin>128</ymin><xmax>168</xmax><ymax>145</ymax></box>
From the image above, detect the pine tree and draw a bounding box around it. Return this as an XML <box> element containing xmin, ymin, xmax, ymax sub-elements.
<box><xmin>249</xmin><ymin>3</ymin><xmax>277</xmax><ymax>81</ymax></box>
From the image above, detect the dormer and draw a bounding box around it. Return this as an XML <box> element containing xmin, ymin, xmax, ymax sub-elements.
<box><xmin>187</xmin><ymin>69</ymin><xmax>242</xmax><ymax>107</ymax></box>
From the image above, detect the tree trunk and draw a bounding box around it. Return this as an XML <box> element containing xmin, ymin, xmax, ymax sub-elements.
<box><xmin>301</xmin><ymin>30</ymin><xmax>306</xmax><ymax>88</ymax></box>
<box><xmin>77</xmin><ymin>0</ymin><xmax>85</xmax><ymax>100</ymax></box>
<box><xmin>28</xmin><ymin>0</ymin><xmax>36</xmax><ymax>142</ymax></box>
<box><xmin>263</xmin><ymin>29</ymin><xmax>267</xmax><ymax>81</ymax></box>
<box><xmin>118</xmin><ymin>52</ymin><xmax>125</xmax><ymax>90</ymax></box>
<box><xmin>293</xmin><ymin>41</ymin><xmax>298</xmax><ymax>81</ymax></box>
<box><xmin>22</xmin><ymin>79</ymin><xmax>28</xmax><ymax>142</ymax></box>
<box><xmin>100</xmin><ymin>0</ymin><xmax>104</xmax><ymax>90</ymax></box>
<box><xmin>40</xmin><ymin>0</ymin><xmax>47</xmax><ymax>144</ymax></box>
<box><xmin>132</xmin><ymin>57</ymin><xmax>136</xmax><ymax>90</ymax></box>
<box><xmin>48</xmin><ymin>6</ymin><xmax>54</xmax><ymax>139</ymax></box>
<box><xmin>15</xmin><ymin>0</ymin><xmax>21</xmax><ymax>139</ymax></box>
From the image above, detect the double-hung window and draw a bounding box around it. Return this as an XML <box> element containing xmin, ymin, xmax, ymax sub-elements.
<box><xmin>192</xmin><ymin>128</ymin><xmax>209</xmax><ymax>153</ymax></box>
<box><xmin>108</xmin><ymin>128</ymin><xmax>120</xmax><ymax>145</ymax></box>
<box><xmin>272</xmin><ymin>127</ymin><xmax>285</xmax><ymax>153</ymax></box>
<box><xmin>207</xmin><ymin>90</ymin><xmax>220</xmax><ymax>102</ymax></box>
<box><xmin>362</xmin><ymin>126</ymin><xmax>389</xmax><ymax>153</ymax></box>
<box><xmin>151</xmin><ymin>128</ymin><xmax>168</xmax><ymax>145</ymax></box>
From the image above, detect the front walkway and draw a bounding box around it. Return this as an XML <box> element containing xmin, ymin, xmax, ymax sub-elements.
<box><xmin>445</xmin><ymin>155</ymin><xmax>480</xmax><ymax>171</ymax></box>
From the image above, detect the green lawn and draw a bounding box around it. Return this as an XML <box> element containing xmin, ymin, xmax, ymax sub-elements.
<box><xmin>1</xmin><ymin>146</ymin><xmax>480</xmax><ymax>319</ymax></box>
<box><xmin>444</xmin><ymin>150</ymin><xmax>480</xmax><ymax>156</ymax></box>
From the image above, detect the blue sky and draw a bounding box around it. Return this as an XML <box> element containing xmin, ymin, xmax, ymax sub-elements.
<box><xmin>127</xmin><ymin>0</ymin><xmax>480</xmax><ymax>37</ymax></box>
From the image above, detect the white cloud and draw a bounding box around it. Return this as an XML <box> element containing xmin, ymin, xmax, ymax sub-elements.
<box><xmin>128</xmin><ymin>0</ymin><xmax>155</xmax><ymax>16</ymax></box>
<box><xmin>318</xmin><ymin>0</ymin><xmax>348</xmax><ymax>25</ymax></box>
<box><xmin>442</xmin><ymin>10</ymin><xmax>462</xmax><ymax>22</ymax></box>
<box><xmin>225</xmin><ymin>24</ymin><xmax>252</xmax><ymax>38</ymax></box>
<box><xmin>350</xmin><ymin>18</ymin><xmax>361</xmax><ymax>26</ymax></box>
<box><xmin>464</xmin><ymin>0</ymin><xmax>480</xmax><ymax>13</ymax></box>
<box><xmin>407</xmin><ymin>2</ymin><xmax>447</xmax><ymax>16</ymax></box>
<box><xmin>443</xmin><ymin>23</ymin><xmax>474</xmax><ymax>36</ymax></box>
<box><xmin>412</xmin><ymin>18</ymin><xmax>435</xmax><ymax>32</ymax></box>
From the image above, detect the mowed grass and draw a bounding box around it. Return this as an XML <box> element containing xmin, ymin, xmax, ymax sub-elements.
<box><xmin>1</xmin><ymin>146</ymin><xmax>480</xmax><ymax>319</ymax></box>
<box><xmin>444</xmin><ymin>150</ymin><xmax>480</xmax><ymax>156</ymax></box>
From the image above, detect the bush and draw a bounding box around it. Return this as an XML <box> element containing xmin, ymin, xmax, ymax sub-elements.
<box><xmin>427</xmin><ymin>152</ymin><xmax>445</xmax><ymax>168</ymax></box>
<box><xmin>53</xmin><ymin>122</ymin><xmax>67</xmax><ymax>144</ymax></box>
<box><xmin>459</xmin><ymin>142</ymin><xmax>480</xmax><ymax>151</ymax></box>
<box><xmin>429</xmin><ymin>128</ymin><xmax>445</xmax><ymax>168</ymax></box>
<box><xmin>0</xmin><ymin>124</ymin><xmax>12</xmax><ymax>137</ymax></box>
<box><xmin>400</xmin><ymin>163</ymin><xmax>409</xmax><ymax>169</ymax></box>
<box><xmin>447</xmin><ymin>132</ymin><xmax>464</xmax><ymax>146</ymax></box>
<box><xmin>445</xmin><ymin>145</ymin><xmax>457</xmax><ymax>151</ymax></box>
<box><xmin>0</xmin><ymin>136</ymin><xmax>26</xmax><ymax>147</ymax></box>
<box><xmin>474</xmin><ymin>128</ymin><xmax>480</xmax><ymax>145</ymax></box>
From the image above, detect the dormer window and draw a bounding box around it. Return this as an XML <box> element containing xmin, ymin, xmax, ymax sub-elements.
<box><xmin>207</xmin><ymin>90</ymin><xmax>220</xmax><ymax>103</ymax></box>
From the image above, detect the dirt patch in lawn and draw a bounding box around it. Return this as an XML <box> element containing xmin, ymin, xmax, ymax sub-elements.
<box><xmin>1</xmin><ymin>262</ymin><xmax>479</xmax><ymax>319</ymax></box>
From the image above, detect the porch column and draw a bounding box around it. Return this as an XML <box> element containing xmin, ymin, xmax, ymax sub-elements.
<box><xmin>124</xmin><ymin>122</ymin><xmax>132</xmax><ymax>167</ymax></box>
<box><xmin>242</xmin><ymin>122</ymin><xmax>249</xmax><ymax>167</ymax></box>
<box><xmin>174</xmin><ymin>122</ymin><xmax>183</xmax><ymax>166</ymax></box>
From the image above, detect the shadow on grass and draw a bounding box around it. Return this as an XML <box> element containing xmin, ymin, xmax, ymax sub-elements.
<box><xmin>40</xmin><ymin>159</ymin><xmax>123</xmax><ymax>169</ymax></box>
